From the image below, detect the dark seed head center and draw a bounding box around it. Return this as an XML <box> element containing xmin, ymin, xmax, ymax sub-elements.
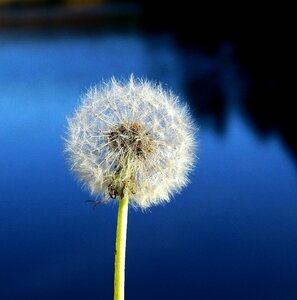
<box><xmin>107</xmin><ymin>122</ymin><xmax>154</xmax><ymax>159</ymax></box>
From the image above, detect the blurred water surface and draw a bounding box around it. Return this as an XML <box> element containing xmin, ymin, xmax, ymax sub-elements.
<box><xmin>0</xmin><ymin>30</ymin><xmax>296</xmax><ymax>300</ymax></box>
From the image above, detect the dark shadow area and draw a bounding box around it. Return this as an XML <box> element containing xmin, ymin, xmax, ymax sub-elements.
<box><xmin>142</xmin><ymin>2</ymin><xmax>295</xmax><ymax>164</ymax></box>
<box><xmin>184</xmin><ymin>65</ymin><xmax>228</xmax><ymax>135</ymax></box>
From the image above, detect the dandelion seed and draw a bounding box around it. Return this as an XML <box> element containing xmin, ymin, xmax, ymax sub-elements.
<box><xmin>65</xmin><ymin>76</ymin><xmax>196</xmax><ymax>209</ymax></box>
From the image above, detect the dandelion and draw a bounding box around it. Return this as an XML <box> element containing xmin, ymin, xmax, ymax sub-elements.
<box><xmin>64</xmin><ymin>76</ymin><xmax>196</xmax><ymax>300</ymax></box>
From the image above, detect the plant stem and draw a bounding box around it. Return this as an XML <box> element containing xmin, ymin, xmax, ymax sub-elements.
<box><xmin>114</xmin><ymin>193</ymin><xmax>129</xmax><ymax>300</ymax></box>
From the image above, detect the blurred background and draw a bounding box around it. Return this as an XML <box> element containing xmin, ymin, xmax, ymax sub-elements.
<box><xmin>0</xmin><ymin>1</ymin><xmax>296</xmax><ymax>300</ymax></box>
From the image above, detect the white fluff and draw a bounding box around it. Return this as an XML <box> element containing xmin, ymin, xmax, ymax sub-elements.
<box><xmin>65</xmin><ymin>76</ymin><xmax>196</xmax><ymax>208</ymax></box>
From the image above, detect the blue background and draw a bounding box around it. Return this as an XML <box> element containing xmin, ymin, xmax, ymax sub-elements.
<box><xmin>0</xmin><ymin>28</ymin><xmax>296</xmax><ymax>300</ymax></box>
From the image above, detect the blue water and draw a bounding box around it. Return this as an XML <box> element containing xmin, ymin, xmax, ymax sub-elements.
<box><xmin>0</xmin><ymin>31</ymin><xmax>296</xmax><ymax>300</ymax></box>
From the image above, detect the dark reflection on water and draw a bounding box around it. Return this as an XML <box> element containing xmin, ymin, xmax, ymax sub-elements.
<box><xmin>0</xmin><ymin>30</ymin><xmax>296</xmax><ymax>300</ymax></box>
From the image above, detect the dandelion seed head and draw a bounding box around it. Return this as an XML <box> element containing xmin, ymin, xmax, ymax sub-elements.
<box><xmin>65</xmin><ymin>76</ymin><xmax>197</xmax><ymax>208</ymax></box>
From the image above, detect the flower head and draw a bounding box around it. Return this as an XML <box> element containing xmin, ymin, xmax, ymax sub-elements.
<box><xmin>65</xmin><ymin>76</ymin><xmax>196</xmax><ymax>208</ymax></box>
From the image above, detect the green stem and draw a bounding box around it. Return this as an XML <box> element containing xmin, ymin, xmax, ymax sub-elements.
<box><xmin>114</xmin><ymin>193</ymin><xmax>129</xmax><ymax>300</ymax></box>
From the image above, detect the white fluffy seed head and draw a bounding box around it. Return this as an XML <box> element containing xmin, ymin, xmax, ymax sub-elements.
<box><xmin>65</xmin><ymin>76</ymin><xmax>197</xmax><ymax>209</ymax></box>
